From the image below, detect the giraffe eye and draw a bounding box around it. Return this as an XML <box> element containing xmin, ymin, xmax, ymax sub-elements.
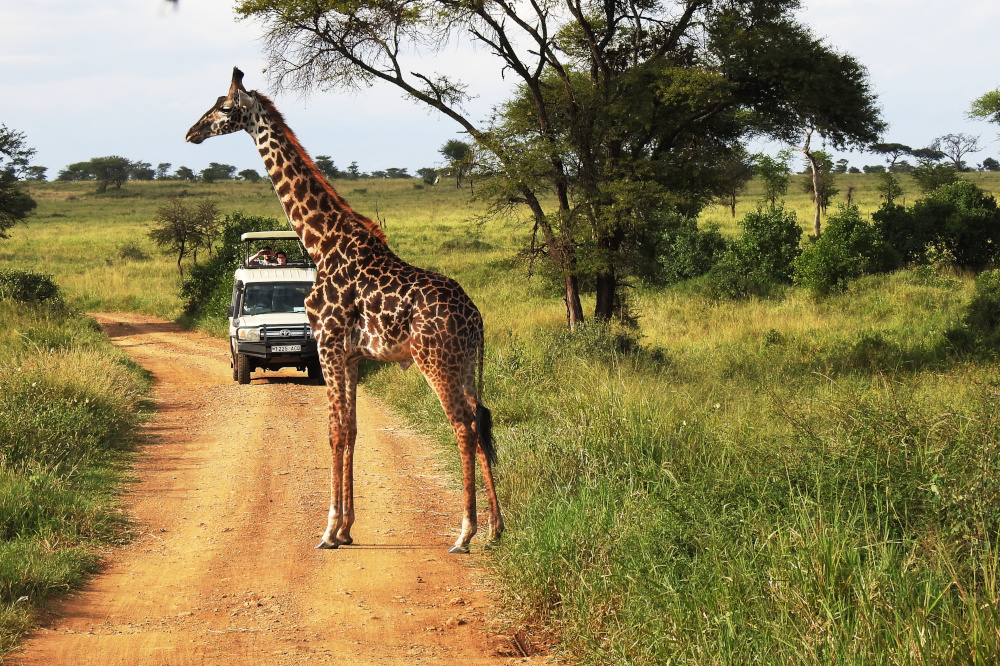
<box><xmin>221</xmin><ymin>106</ymin><xmax>233</xmax><ymax>114</ymax></box>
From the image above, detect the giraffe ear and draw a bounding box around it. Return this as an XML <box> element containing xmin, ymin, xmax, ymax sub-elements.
<box><xmin>229</xmin><ymin>67</ymin><xmax>246</xmax><ymax>98</ymax></box>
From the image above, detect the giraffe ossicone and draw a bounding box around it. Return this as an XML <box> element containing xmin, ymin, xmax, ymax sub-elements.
<box><xmin>186</xmin><ymin>67</ymin><xmax>503</xmax><ymax>554</ymax></box>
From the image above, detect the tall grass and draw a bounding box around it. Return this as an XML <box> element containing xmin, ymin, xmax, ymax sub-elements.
<box><xmin>0</xmin><ymin>298</ymin><xmax>151</xmax><ymax>653</ymax></box>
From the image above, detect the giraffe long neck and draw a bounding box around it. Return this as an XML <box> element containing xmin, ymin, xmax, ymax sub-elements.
<box><xmin>247</xmin><ymin>96</ymin><xmax>386</xmax><ymax>260</ymax></box>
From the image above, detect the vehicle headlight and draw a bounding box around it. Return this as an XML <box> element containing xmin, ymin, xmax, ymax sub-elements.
<box><xmin>238</xmin><ymin>327</ymin><xmax>261</xmax><ymax>341</ymax></box>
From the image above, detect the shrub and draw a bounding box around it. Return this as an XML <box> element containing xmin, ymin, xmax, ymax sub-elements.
<box><xmin>657</xmin><ymin>220</ymin><xmax>728</xmax><ymax>284</ymax></box>
<box><xmin>874</xmin><ymin>180</ymin><xmax>1000</xmax><ymax>268</ymax></box>
<box><xmin>793</xmin><ymin>205</ymin><xmax>899</xmax><ymax>294</ymax></box>
<box><xmin>0</xmin><ymin>269</ymin><xmax>63</xmax><ymax>306</ymax></box>
<box><xmin>180</xmin><ymin>212</ymin><xmax>286</xmax><ymax>322</ymax></box>
<box><xmin>947</xmin><ymin>269</ymin><xmax>1000</xmax><ymax>353</ymax></box>
<box><xmin>705</xmin><ymin>204</ymin><xmax>802</xmax><ymax>299</ymax></box>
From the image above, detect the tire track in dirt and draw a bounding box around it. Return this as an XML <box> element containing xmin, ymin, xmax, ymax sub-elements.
<box><xmin>11</xmin><ymin>313</ymin><xmax>524</xmax><ymax>665</ymax></box>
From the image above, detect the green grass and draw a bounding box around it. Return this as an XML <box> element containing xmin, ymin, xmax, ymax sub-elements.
<box><xmin>0</xmin><ymin>298</ymin><xmax>151</xmax><ymax>654</ymax></box>
<box><xmin>7</xmin><ymin>173</ymin><xmax>1000</xmax><ymax>662</ymax></box>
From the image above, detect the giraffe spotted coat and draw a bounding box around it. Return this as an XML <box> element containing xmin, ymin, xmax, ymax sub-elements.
<box><xmin>186</xmin><ymin>68</ymin><xmax>503</xmax><ymax>553</ymax></box>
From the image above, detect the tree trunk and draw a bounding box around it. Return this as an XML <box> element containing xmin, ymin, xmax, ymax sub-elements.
<box><xmin>565</xmin><ymin>275</ymin><xmax>584</xmax><ymax>330</ymax></box>
<box><xmin>807</xmin><ymin>151</ymin><xmax>822</xmax><ymax>237</ymax></box>
<box><xmin>594</xmin><ymin>272</ymin><xmax>616</xmax><ymax>321</ymax></box>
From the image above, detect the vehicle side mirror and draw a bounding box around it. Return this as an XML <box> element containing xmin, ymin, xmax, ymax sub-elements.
<box><xmin>226</xmin><ymin>306</ymin><xmax>235</xmax><ymax>318</ymax></box>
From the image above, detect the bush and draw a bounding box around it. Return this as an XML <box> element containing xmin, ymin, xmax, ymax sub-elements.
<box><xmin>874</xmin><ymin>180</ymin><xmax>1000</xmax><ymax>268</ymax></box>
<box><xmin>0</xmin><ymin>269</ymin><xmax>63</xmax><ymax>306</ymax></box>
<box><xmin>180</xmin><ymin>212</ymin><xmax>287</xmax><ymax>322</ymax></box>
<box><xmin>793</xmin><ymin>205</ymin><xmax>899</xmax><ymax>294</ymax></box>
<box><xmin>705</xmin><ymin>205</ymin><xmax>802</xmax><ymax>299</ymax></box>
<box><xmin>657</xmin><ymin>220</ymin><xmax>728</xmax><ymax>284</ymax></box>
<box><xmin>947</xmin><ymin>269</ymin><xmax>1000</xmax><ymax>353</ymax></box>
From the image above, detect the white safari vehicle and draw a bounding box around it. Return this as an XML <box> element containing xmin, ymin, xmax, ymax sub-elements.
<box><xmin>227</xmin><ymin>231</ymin><xmax>321</xmax><ymax>384</ymax></box>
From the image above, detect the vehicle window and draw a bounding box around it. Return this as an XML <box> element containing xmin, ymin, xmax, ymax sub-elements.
<box><xmin>241</xmin><ymin>283</ymin><xmax>311</xmax><ymax>315</ymax></box>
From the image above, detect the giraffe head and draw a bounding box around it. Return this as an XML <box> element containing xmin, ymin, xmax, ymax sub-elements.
<box><xmin>185</xmin><ymin>67</ymin><xmax>257</xmax><ymax>144</ymax></box>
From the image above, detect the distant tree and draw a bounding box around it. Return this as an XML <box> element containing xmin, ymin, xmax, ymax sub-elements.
<box><xmin>149</xmin><ymin>198</ymin><xmax>207</xmax><ymax>276</ymax></box>
<box><xmin>910</xmin><ymin>160</ymin><xmax>959</xmax><ymax>193</ymax></box>
<box><xmin>0</xmin><ymin>124</ymin><xmax>38</xmax><ymax>238</ymax></box>
<box><xmin>130</xmin><ymin>160</ymin><xmax>155</xmax><ymax>181</ymax></box>
<box><xmin>201</xmin><ymin>162</ymin><xmax>237</xmax><ymax>182</ymax></box>
<box><xmin>889</xmin><ymin>160</ymin><xmax>913</xmax><ymax>174</ymax></box>
<box><xmin>439</xmin><ymin>140</ymin><xmax>472</xmax><ymax>188</ymax></box>
<box><xmin>370</xmin><ymin>170</ymin><xmax>387</xmax><ymax>179</ymax></box>
<box><xmin>238</xmin><ymin>168</ymin><xmax>262</xmax><ymax>182</ymax></box>
<box><xmin>910</xmin><ymin>147</ymin><xmax>946</xmax><ymax>162</ymax></box>
<box><xmin>175</xmin><ymin>166</ymin><xmax>198</xmax><ymax>182</ymax></box>
<box><xmin>194</xmin><ymin>199</ymin><xmax>222</xmax><ymax>259</ymax></box>
<box><xmin>416</xmin><ymin>167</ymin><xmax>438</xmax><ymax>184</ymax></box>
<box><xmin>57</xmin><ymin>161</ymin><xmax>95</xmax><ymax>181</ymax></box>
<box><xmin>23</xmin><ymin>166</ymin><xmax>47</xmax><ymax>181</ymax></box>
<box><xmin>89</xmin><ymin>155</ymin><xmax>131</xmax><ymax>192</ymax></box>
<box><xmin>982</xmin><ymin>157</ymin><xmax>1000</xmax><ymax>172</ymax></box>
<box><xmin>716</xmin><ymin>150</ymin><xmax>756</xmax><ymax>218</ymax></box>
<box><xmin>798</xmin><ymin>150</ymin><xmax>839</xmax><ymax>217</ymax></box>
<box><xmin>385</xmin><ymin>167</ymin><xmax>410</xmax><ymax>179</ymax></box>
<box><xmin>756</xmin><ymin>152</ymin><xmax>791</xmax><ymax>208</ymax></box>
<box><xmin>848</xmin><ymin>166</ymin><xmax>861</xmax><ymax>174</ymax></box>
<box><xmin>862</xmin><ymin>164</ymin><xmax>886</xmax><ymax>174</ymax></box>
<box><xmin>931</xmin><ymin>134</ymin><xmax>981</xmax><ymax>171</ymax></box>
<box><xmin>314</xmin><ymin>155</ymin><xmax>340</xmax><ymax>180</ymax></box>
<box><xmin>834</xmin><ymin>159</ymin><xmax>849</xmax><ymax>174</ymax></box>
<box><xmin>875</xmin><ymin>171</ymin><xmax>903</xmax><ymax>205</ymax></box>
<box><xmin>346</xmin><ymin>161</ymin><xmax>360</xmax><ymax>180</ymax></box>
<box><xmin>870</xmin><ymin>142</ymin><xmax>912</xmax><ymax>169</ymax></box>
<box><xmin>155</xmin><ymin>162</ymin><xmax>173</xmax><ymax>179</ymax></box>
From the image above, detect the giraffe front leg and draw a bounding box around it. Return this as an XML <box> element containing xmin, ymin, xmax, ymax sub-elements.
<box><xmin>316</xmin><ymin>350</ymin><xmax>350</xmax><ymax>550</ymax></box>
<box><xmin>334</xmin><ymin>361</ymin><xmax>359</xmax><ymax>546</ymax></box>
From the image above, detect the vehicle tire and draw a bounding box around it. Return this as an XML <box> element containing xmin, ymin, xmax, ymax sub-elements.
<box><xmin>236</xmin><ymin>353</ymin><xmax>252</xmax><ymax>385</ymax></box>
<box><xmin>232</xmin><ymin>354</ymin><xmax>238</xmax><ymax>381</ymax></box>
<box><xmin>308</xmin><ymin>362</ymin><xmax>324</xmax><ymax>384</ymax></box>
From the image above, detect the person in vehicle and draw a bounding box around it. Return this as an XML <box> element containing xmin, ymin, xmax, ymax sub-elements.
<box><xmin>275</xmin><ymin>251</ymin><xmax>288</xmax><ymax>265</ymax></box>
<box><xmin>250</xmin><ymin>246</ymin><xmax>276</xmax><ymax>265</ymax></box>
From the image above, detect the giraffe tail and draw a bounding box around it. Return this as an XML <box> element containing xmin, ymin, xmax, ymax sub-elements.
<box><xmin>474</xmin><ymin>330</ymin><xmax>496</xmax><ymax>467</ymax></box>
<box><xmin>476</xmin><ymin>403</ymin><xmax>496</xmax><ymax>467</ymax></box>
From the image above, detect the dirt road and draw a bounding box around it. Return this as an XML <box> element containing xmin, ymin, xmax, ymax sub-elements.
<box><xmin>12</xmin><ymin>313</ymin><xmax>524</xmax><ymax>665</ymax></box>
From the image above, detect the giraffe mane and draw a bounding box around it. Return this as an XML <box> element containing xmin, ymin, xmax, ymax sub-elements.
<box><xmin>253</xmin><ymin>93</ymin><xmax>389</xmax><ymax>246</ymax></box>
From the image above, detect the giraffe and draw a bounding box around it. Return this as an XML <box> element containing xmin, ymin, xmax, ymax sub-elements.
<box><xmin>186</xmin><ymin>68</ymin><xmax>503</xmax><ymax>554</ymax></box>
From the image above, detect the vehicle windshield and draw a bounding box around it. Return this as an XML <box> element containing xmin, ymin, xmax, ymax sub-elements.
<box><xmin>242</xmin><ymin>282</ymin><xmax>311</xmax><ymax>315</ymax></box>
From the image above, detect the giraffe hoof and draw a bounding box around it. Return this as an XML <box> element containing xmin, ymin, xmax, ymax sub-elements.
<box><xmin>448</xmin><ymin>544</ymin><xmax>471</xmax><ymax>555</ymax></box>
<box><xmin>336</xmin><ymin>535</ymin><xmax>354</xmax><ymax>546</ymax></box>
<box><xmin>315</xmin><ymin>540</ymin><xmax>339</xmax><ymax>550</ymax></box>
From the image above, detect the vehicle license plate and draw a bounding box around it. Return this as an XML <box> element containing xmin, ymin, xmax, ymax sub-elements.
<box><xmin>272</xmin><ymin>344</ymin><xmax>301</xmax><ymax>352</ymax></box>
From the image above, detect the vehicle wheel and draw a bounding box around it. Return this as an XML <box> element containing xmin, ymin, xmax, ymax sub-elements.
<box><xmin>308</xmin><ymin>362</ymin><xmax>324</xmax><ymax>384</ymax></box>
<box><xmin>236</xmin><ymin>353</ymin><xmax>252</xmax><ymax>385</ymax></box>
<box><xmin>232</xmin><ymin>354</ymin><xmax>238</xmax><ymax>381</ymax></box>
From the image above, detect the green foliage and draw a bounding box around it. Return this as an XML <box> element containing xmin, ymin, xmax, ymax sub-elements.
<box><xmin>0</xmin><ymin>125</ymin><xmax>38</xmax><ymax>238</ymax></box>
<box><xmin>755</xmin><ymin>152</ymin><xmax>790</xmax><ymax>207</ymax></box>
<box><xmin>947</xmin><ymin>269</ymin><xmax>1000</xmax><ymax>353</ymax></box>
<box><xmin>875</xmin><ymin>170</ymin><xmax>903</xmax><ymax>204</ymax></box>
<box><xmin>148</xmin><ymin>198</ymin><xmax>220</xmax><ymax>275</ymax></box>
<box><xmin>657</xmin><ymin>220</ymin><xmax>728</xmax><ymax>284</ymax></box>
<box><xmin>0</xmin><ymin>269</ymin><xmax>63</xmax><ymax>306</ymax></box>
<box><xmin>799</xmin><ymin>150</ymin><xmax>839</xmax><ymax>214</ymax></box>
<box><xmin>874</xmin><ymin>180</ymin><xmax>1000</xmax><ymax>268</ymax></box>
<box><xmin>180</xmin><ymin>212</ymin><xmax>287</xmax><ymax>323</ymax></box>
<box><xmin>706</xmin><ymin>205</ymin><xmax>802</xmax><ymax>299</ymax></box>
<box><xmin>910</xmin><ymin>159</ymin><xmax>960</xmax><ymax>193</ymax></box>
<box><xmin>793</xmin><ymin>205</ymin><xmax>899</xmax><ymax>294</ymax></box>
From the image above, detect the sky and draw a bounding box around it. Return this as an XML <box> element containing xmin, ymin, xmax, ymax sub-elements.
<box><xmin>2</xmin><ymin>0</ymin><xmax>1000</xmax><ymax>179</ymax></box>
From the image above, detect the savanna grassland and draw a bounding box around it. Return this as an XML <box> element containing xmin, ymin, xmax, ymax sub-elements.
<box><xmin>4</xmin><ymin>171</ymin><xmax>1000</xmax><ymax>663</ymax></box>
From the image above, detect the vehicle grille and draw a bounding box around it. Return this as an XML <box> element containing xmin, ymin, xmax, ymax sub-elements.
<box><xmin>262</xmin><ymin>325</ymin><xmax>311</xmax><ymax>340</ymax></box>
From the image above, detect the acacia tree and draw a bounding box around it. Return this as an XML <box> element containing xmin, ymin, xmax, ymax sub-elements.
<box><xmin>149</xmin><ymin>199</ymin><xmax>213</xmax><ymax>276</ymax></box>
<box><xmin>440</xmin><ymin>140</ymin><xmax>472</xmax><ymax>188</ymax></box>
<box><xmin>238</xmin><ymin>0</ymin><xmax>883</xmax><ymax>327</ymax></box>
<box><xmin>931</xmin><ymin>133</ymin><xmax>981</xmax><ymax>171</ymax></box>
<box><xmin>0</xmin><ymin>124</ymin><xmax>37</xmax><ymax>238</ymax></box>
